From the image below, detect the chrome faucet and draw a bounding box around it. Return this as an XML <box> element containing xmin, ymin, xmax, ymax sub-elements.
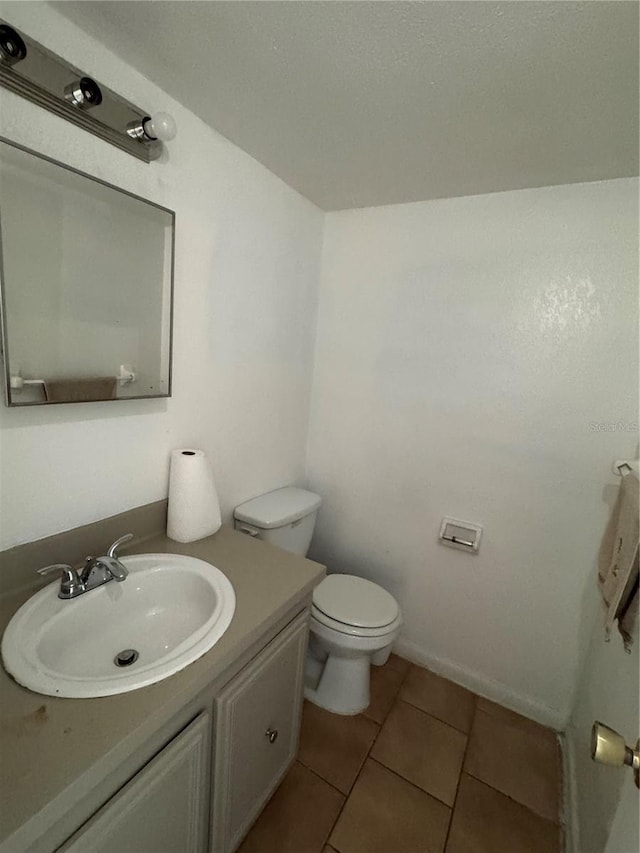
<box><xmin>37</xmin><ymin>534</ymin><xmax>133</xmax><ymax>599</ymax></box>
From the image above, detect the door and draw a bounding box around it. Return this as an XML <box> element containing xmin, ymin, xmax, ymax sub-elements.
<box><xmin>566</xmin><ymin>612</ymin><xmax>639</xmax><ymax>853</ymax></box>
<box><xmin>604</xmin><ymin>776</ymin><xmax>639</xmax><ymax>853</ymax></box>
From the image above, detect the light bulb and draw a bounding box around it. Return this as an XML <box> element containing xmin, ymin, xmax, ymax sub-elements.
<box><xmin>143</xmin><ymin>112</ymin><xmax>177</xmax><ymax>142</ymax></box>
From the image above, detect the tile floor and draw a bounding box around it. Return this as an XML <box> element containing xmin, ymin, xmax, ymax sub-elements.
<box><xmin>239</xmin><ymin>654</ymin><xmax>564</xmax><ymax>853</ymax></box>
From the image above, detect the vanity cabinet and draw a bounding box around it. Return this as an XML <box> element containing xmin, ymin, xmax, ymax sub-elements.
<box><xmin>49</xmin><ymin>609</ymin><xmax>309</xmax><ymax>853</ymax></box>
<box><xmin>0</xmin><ymin>522</ymin><xmax>324</xmax><ymax>853</ymax></box>
<box><xmin>59</xmin><ymin>712</ymin><xmax>210</xmax><ymax>853</ymax></box>
<box><xmin>211</xmin><ymin>611</ymin><xmax>308</xmax><ymax>853</ymax></box>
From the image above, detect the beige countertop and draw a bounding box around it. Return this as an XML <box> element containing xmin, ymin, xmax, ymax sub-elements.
<box><xmin>0</xmin><ymin>526</ymin><xmax>325</xmax><ymax>851</ymax></box>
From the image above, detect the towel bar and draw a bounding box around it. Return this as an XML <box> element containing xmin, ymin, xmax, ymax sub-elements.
<box><xmin>10</xmin><ymin>367</ymin><xmax>136</xmax><ymax>389</ymax></box>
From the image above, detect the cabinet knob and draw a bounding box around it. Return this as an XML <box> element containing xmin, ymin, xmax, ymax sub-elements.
<box><xmin>265</xmin><ymin>728</ymin><xmax>278</xmax><ymax>744</ymax></box>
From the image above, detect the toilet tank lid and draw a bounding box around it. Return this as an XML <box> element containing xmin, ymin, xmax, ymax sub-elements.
<box><xmin>234</xmin><ymin>486</ymin><xmax>322</xmax><ymax>529</ymax></box>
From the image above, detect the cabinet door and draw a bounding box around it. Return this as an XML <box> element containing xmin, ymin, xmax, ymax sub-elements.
<box><xmin>59</xmin><ymin>711</ymin><xmax>210</xmax><ymax>853</ymax></box>
<box><xmin>211</xmin><ymin>612</ymin><xmax>308</xmax><ymax>853</ymax></box>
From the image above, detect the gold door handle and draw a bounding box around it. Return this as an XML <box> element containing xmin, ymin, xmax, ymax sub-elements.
<box><xmin>591</xmin><ymin>722</ymin><xmax>639</xmax><ymax>788</ymax></box>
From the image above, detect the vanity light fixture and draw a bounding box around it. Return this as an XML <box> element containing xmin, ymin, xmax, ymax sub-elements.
<box><xmin>0</xmin><ymin>24</ymin><xmax>26</xmax><ymax>66</ymax></box>
<box><xmin>127</xmin><ymin>112</ymin><xmax>177</xmax><ymax>143</ymax></box>
<box><xmin>64</xmin><ymin>76</ymin><xmax>103</xmax><ymax>109</ymax></box>
<box><xmin>0</xmin><ymin>18</ymin><xmax>174</xmax><ymax>163</ymax></box>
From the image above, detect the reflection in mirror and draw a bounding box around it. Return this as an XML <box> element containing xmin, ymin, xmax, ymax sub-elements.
<box><xmin>0</xmin><ymin>138</ymin><xmax>174</xmax><ymax>406</ymax></box>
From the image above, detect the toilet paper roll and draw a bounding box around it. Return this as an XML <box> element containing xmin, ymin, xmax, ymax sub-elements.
<box><xmin>167</xmin><ymin>448</ymin><xmax>222</xmax><ymax>543</ymax></box>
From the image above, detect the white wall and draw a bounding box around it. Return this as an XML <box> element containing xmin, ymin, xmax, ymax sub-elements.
<box><xmin>306</xmin><ymin>180</ymin><xmax>639</xmax><ymax>726</ymax></box>
<box><xmin>1</xmin><ymin>1</ymin><xmax>637</xmax><ymax>739</ymax></box>
<box><xmin>0</xmin><ymin>2</ymin><xmax>323</xmax><ymax>550</ymax></box>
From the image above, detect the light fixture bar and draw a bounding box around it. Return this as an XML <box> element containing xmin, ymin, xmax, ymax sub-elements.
<box><xmin>0</xmin><ymin>19</ymin><xmax>164</xmax><ymax>162</ymax></box>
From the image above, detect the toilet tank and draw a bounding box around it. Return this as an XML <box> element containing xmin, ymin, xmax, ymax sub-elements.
<box><xmin>233</xmin><ymin>487</ymin><xmax>322</xmax><ymax>556</ymax></box>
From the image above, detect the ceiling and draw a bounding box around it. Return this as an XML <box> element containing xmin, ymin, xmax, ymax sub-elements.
<box><xmin>53</xmin><ymin>1</ymin><xmax>638</xmax><ymax>211</ymax></box>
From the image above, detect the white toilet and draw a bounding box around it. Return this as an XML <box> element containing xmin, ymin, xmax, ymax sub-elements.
<box><xmin>234</xmin><ymin>486</ymin><xmax>402</xmax><ymax>715</ymax></box>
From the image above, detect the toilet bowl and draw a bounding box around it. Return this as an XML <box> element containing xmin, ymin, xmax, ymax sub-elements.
<box><xmin>234</xmin><ymin>486</ymin><xmax>403</xmax><ymax>716</ymax></box>
<box><xmin>305</xmin><ymin>573</ymin><xmax>402</xmax><ymax>714</ymax></box>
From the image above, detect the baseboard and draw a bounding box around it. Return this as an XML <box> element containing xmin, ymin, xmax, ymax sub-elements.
<box><xmin>393</xmin><ymin>637</ymin><xmax>567</xmax><ymax>731</ymax></box>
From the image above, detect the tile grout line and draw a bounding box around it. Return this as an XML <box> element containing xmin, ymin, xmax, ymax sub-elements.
<box><xmin>394</xmin><ymin>695</ymin><xmax>474</xmax><ymax>737</ymax></box>
<box><xmin>367</xmin><ymin>755</ymin><xmax>458</xmax><ymax>812</ymax></box>
<box><xmin>320</xmin><ymin>661</ymin><xmax>411</xmax><ymax>853</ymax></box>
<box><xmin>362</xmin><ymin>667</ymin><xmax>475</xmax><ymax>836</ymax></box>
<box><xmin>297</xmin><ymin>759</ymin><xmax>349</xmax><ymax>799</ymax></box>
<box><xmin>301</xmin><ymin>755</ymin><xmax>348</xmax><ymax>853</ymax></box>
<box><xmin>365</xmin><ymin>663</ymin><xmax>412</xmax><ymax>761</ymax></box>
<box><xmin>441</xmin><ymin>693</ymin><xmax>477</xmax><ymax>852</ymax></box>
<box><xmin>301</xmin><ymin>657</ymin><xmax>562</xmax><ymax>853</ymax></box>
<box><xmin>462</xmin><ymin>768</ymin><xmax>563</xmax><ymax>828</ymax></box>
<box><xmin>466</xmin><ymin>705</ymin><xmax>563</xmax><ymax>827</ymax></box>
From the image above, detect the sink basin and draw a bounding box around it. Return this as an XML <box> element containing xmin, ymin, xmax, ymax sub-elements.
<box><xmin>1</xmin><ymin>554</ymin><xmax>236</xmax><ymax>698</ymax></box>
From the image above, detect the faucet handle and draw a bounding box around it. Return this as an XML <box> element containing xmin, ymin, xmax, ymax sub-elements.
<box><xmin>37</xmin><ymin>564</ymin><xmax>84</xmax><ymax>599</ymax></box>
<box><xmin>37</xmin><ymin>563</ymin><xmax>75</xmax><ymax>576</ymax></box>
<box><xmin>107</xmin><ymin>533</ymin><xmax>133</xmax><ymax>559</ymax></box>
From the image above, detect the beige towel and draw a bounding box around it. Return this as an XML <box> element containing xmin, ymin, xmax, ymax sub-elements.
<box><xmin>598</xmin><ymin>471</ymin><xmax>639</xmax><ymax>651</ymax></box>
<box><xmin>43</xmin><ymin>377</ymin><xmax>118</xmax><ymax>403</ymax></box>
<box><xmin>619</xmin><ymin>585</ymin><xmax>639</xmax><ymax>651</ymax></box>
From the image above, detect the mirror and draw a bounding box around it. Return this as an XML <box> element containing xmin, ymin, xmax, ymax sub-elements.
<box><xmin>0</xmin><ymin>138</ymin><xmax>174</xmax><ymax>406</ymax></box>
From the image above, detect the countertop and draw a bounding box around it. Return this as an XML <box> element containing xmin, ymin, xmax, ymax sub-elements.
<box><xmin>0</xmin><ymin>526</ymin><xmax>325</xmax><ymax>851</ymax></box>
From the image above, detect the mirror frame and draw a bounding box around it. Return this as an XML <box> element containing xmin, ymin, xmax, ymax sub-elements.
<box><xmin>0</xmin><ymin>136</ymin><xmax>175</xmax><ymax>406</ymax></box>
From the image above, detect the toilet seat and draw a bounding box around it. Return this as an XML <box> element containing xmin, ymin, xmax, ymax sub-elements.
<box><xmin>312</xmin><ymin>574</ymin><xmax>400</xmax><ymax>636</ymax></box>
<box><xmin>311</xmin><ymin>605</ymin><xmax>402</xmax><ymax>639</ymax></box>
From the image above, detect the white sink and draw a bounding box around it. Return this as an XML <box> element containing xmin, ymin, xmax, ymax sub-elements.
<box><xmin>1</xmin><ymin>554</ymin><xmax>236</xmax><ymax>698</ymax></box>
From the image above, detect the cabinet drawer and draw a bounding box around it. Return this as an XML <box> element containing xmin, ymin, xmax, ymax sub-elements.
<box><xmin>211</xmin><ymin>611</ymin><xmax>308</xmax><ymax>853</ymax></box>
<box><xmin>59</xmin><ymin>711</ymin><xmax>210</xmax><ymax>853</ymax></box>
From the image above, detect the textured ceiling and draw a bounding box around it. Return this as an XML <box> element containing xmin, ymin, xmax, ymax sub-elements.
<box><xmin>52</xmin><ymin>1</ymin><xmax>638</xmax><ymax>210</ymax></box>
